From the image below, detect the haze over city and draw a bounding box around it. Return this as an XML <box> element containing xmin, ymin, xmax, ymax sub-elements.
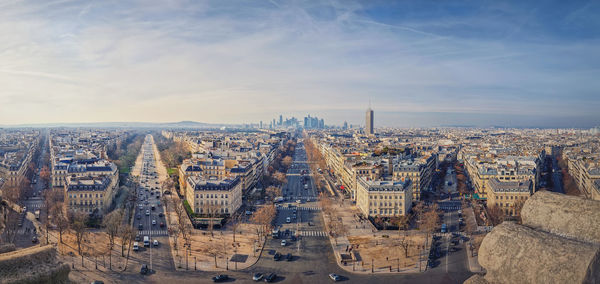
<box><xmin>1</xmin><ymin>0</ymin><xmax>599</xmax><ymax>127</ymax></box>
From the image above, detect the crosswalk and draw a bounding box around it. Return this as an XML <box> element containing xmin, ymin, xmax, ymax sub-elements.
<box><xmin>137</xmin><ymin>229</ymin><xmax>168</xmax><ymax>236</ymax></box>
<box><xmin>277</xmin><ymin>206</ymin><xmax>321</xmax><ymax>211</ymax></box>
<box><xmin>24</xmin><ymin>203</ymin><xmax>44</xmax><ymax>209</ymax></box>
<box><xmin>438</xmin><ymin>205</ymin><xmax>460</xmax><ymax>211</ymax></box>
<box><xmin>298</xmin><ymin>230</ymin><xmax>327</xmax><ymax>237</ymax></box>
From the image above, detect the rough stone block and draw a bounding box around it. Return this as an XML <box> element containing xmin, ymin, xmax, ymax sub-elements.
<box><xmin>478</xmin><ymin>222</ymin><xmax>600</xmax><ymax>284</ymax></box>
<box><xmin>521</xmin><ymin>191</ymin><xmax>600</xmax><ymax>244</ymax></box>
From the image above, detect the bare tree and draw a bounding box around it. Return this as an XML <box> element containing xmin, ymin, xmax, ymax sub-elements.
<box><xmin>230</xmin><ymin>212</ymin><xmax>243</xmax><ymax>243</ymax></box>
<box><xmin>250</xmin><ymin>204</ymin><xmax>276</xmax><ymax>241</ymax></box>
<box><xmin>201</xmin><ymin>237</ymin><xmax>224</xmax><ymax>268</ymax></box>
<box><xmin>39</xmin><ymin>165</ymin><xmax>51</xmax><ymax>185</ymax></box>
<box><xmin>282</xmin><ymin>156</ymin><xmax>293</xmax><ymax>168</ymax></box>
<box><xmin>265</xmin><ymin>186</ymin><xmax>281</xmax><ymax>201</ymax></box>
<box><xmin>103</xmin><ymin>209</ymin><xmax>123</xmax><ymax>250</ymax></box>
<box><xmin>119</xmin><ymin>226</ymin><xmax>134</xmax><ymax>257</ymax></box>
<box><xmin>272</xmin><ymin>171</ymin><xmax>287</xmax><ymax>185</ymax></box>
<box><xmin>51</xmin><ymin>202</ymin><xmax>69</xmax><ymax>243</ymax></box>
<box><xmin>486</xmin><ymin>205</ymin><xmax>505</xmax><ymax>226</ymax></box>
<box><xmin>398</xmin><ymin>234</ymin><xmax>412</xmax><ymax>258</ymax></box>
<box><xmin>420</xmin><ymin>206</ymin><xmax>440</xmax><ymax>240</ymax></box>
<box><xmin>71</xmin><ymin>211</ymin><xmax>88</xmax><ymax>256</ymax></box>
<box><xmin>202</xmin><ymin>202</ymin><xmax>221</xmax><ymax>237</ymax></box>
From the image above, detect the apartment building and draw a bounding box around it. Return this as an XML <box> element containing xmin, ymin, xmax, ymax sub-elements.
<box><xmin>356</xmin><ymin>177</ymin><xmax>412</xmax><ymax>217</ymax></box>
<box><xmin>185</xmin><ymin>176</ymin><xmax>242</xmax><ymax>216</ymax></box>
<box><xmin>64</xmin><ymin>174</ymin><xmax>119</xmax><ymax>214</ymax></box>
<box><xmin>0</xmin><ymin>130</ymin><xmax>38</xmax><ymax>188</ymax></box>
<box><xmin>565</xmin><ymin>152</ymin><xmax>600</xmax><ymax>200</ymax></box>
<box><xmin>487</xmin><ymin>178</ymin><xmax>532</xmax><ymax>216</ymax></box>
<box><xmin>393</xmin><ymin>154</ymin><xmax>436</xmax><ymax>201</ymax></box>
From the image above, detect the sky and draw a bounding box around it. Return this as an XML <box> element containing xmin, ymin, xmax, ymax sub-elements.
<box><xmin>0</xmin><ymin>0</ymin><xmax>599</xmax><ymax>128</ymax></box>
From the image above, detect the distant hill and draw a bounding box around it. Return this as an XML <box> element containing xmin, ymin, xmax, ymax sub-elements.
<box><xmin>0</xmin><ymin>121</ymin><xmax>236</xmax><ymax>129</ymax></box>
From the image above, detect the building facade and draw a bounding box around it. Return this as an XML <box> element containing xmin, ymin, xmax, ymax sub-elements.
<box><xmin>356</xmin><ymin>177</ymin><xmax>412</xmax><ymax>217</ymax></box>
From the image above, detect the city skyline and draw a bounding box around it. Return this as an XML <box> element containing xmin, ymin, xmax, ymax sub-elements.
<box><xmin>1</xmin><ymin>1</ymin><xmax>599</xmax><ymax>127</ymax></box>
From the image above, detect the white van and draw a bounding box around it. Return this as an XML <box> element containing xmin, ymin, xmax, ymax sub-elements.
<box><xmin>133</xmin><ymin>242</ymin><xmax>139</xmax><ymax>251</ymax></box>
<box><xmin>143</xmin><ymin>236</ymin><xmax>150</xmax><ymax>247</ymax></box>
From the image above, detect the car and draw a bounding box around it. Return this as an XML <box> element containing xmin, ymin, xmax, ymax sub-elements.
<box><xmin>291</xmin><ymin>235</ymin><xmax>297</xmax><ymax>241</ymax></box>
<box><xmin>158</xmin><ymin>212</ymin><xmax>164</xmax><ymax>217</ymax></box>
<box><xmin>285</xmin><ymin>253</ymin><xmax>293</xmax><ymax>261</ymax></box>
<box><xmin>273</xmin><ymin>252</ymin><xmax>282</xmax><ymax>261</ymax></box>
<box><xmin>160</xmin><ymin>222</ymin><xmax>165</xmax><ymax>227</ymax></box>
<box><xmin>133</xmin><ymin>242</ymin><xmax>139</xmax><ymax>251</ymax></box>
<box><xmin>153</xmin><ymin>239</ymin><xmax>159</xmax><ymax>246</ymax></box>
<box><xmin>135</xmin><ymin>235</ymin><xmax>141</xmax><ymax>241</ymax></box>
<box><xmin>140</xmin><ymin>264</ymin><xmax>149</xmax><ymax>275</ymax></box>
<box><xmin>281</xmin><ymin>240</ymin><xmax>286</xmax><ymax>246</ymax></box>
<box><xmin>286</xmin><ymin>217</ymin><xmax>291</xmax><ymax>223</ymax></box>
<box><xmin>32</xmin><ymin>236</ymin><xmax>38</xmax><ymax>243</ymax></box>
<box><xmin>212</xmin><ymin>274</ymin><xmax>228</xmax><ymax>282</ymax></box>
<box><xmin>458</xmin><ymin>210</ymin><xmax>463</xmax><ymax>215</ymax></box>
<box><xmin>146</xmin><ymin>210</ymin><xmax>150</xmax><ymax>216</ymax></box>
<box><xmin>136</xmin><ymin>214</ymin><xmax>141</xmax><ymax>220</ymax></box>
<box><xmin>296</xmin><ymin>199</ymin><xmax>302</xmax><ymax>204</ymax></box>
<box><xmin>151</xmin><ymin>205</ymin><xmax>156</xmax><ymax>210</ymax></box>
<box><xmin>138</xmin><ymin>223</ymin><xmax>143</xmax><ymax>230</ymax></box>
<box><xmin>252</xmin><ymin>273</ymin><xmax>264</xmax><ymax>281</ymax></box>
<box><xmin>328</xmin><ymin>273</ymin><xmax>341</xmax><ymax>281</ymax></box>
<box><xmin>264</xmin><ymin>273</ymin><xmax>277</xmax><ymax>282</ymax></box>
<box><xmin>245</xmin><ymin>210</ymin><xmax>253</xmax><ymax>215</ymax></box>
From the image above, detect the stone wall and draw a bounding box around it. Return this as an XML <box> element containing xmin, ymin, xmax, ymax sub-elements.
<box><xmin>465</xmin><ymin>191</ymin><xmax>600</xmax><ymax>284</ymax></box>
<box><xmin>0</xmin><ymin>245</ymin><xmax>70</xmax><ymax>284</ymax></box>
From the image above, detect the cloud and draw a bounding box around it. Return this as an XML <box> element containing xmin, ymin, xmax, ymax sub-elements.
<box><xmin>0</xmin><ymin>0</ymin><xmax>598</xmax><ymax>127</ymax></box>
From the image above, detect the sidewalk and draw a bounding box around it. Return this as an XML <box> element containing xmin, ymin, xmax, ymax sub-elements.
<box><xmin>322</xmin><ymin>197</ymin><xmax>428</xmax><ymax>274</ymax></box>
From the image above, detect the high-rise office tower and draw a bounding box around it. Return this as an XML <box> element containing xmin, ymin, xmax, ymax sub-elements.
<box><xmin>366</xmin><ymin>106</ymin><xmax>374</xmax><ymax>135</ymax></box>
<box><xmin>279</xmin><ymin>115</ymin><xmax>283</xmax><ymax>126</ymax></box>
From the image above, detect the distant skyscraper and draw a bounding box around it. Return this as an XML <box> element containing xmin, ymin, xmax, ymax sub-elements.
<box><xmin>279</xmin><ymin>115</ymin><xmax>283</xmax><ymax>126</ymax></box>
<box><xmin>319</xmin><ymin>119</ymin><xmax>324</xmax><ymax>129</ymax></box>
<box><xmin>259</xmin><ymin>121</ymin><xmax>263</xmax><ymax>129</ymax></box>
<box><xmin>366</xmin><ymin>106</ymin><xmax>374</xmax><ymax>135</ymax></box>
<box><xmin>343</xmin><ymin>121</ymin><xmax>348</xmax><ymax>130</ymax></box>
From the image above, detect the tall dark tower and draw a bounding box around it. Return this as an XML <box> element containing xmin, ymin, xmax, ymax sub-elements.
<box><xmin>366</xmin><ymin>102</ymin><xmax>374</xmax><ymax>135</ymax></box>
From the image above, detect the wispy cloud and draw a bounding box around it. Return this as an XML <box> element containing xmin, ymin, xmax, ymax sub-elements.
<box><xmin>0</xmin><ymin>0</ymin><xmax>598</xmax><ymax>127</ymax></box>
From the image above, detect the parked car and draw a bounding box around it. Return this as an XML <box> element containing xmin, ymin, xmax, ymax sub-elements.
<box><xmin>286</xmin><ymin>253</ymin><xmax>293</xmax><ymax>261</ymax></box>
<box><xmin>328</xmin><ymin>273</ymin><xmax>341</xmax><ymax>281</ymax></box>
<box><xmin>212</xmin><ymin>274</ymin><xmax>228</xmax><ymax>282</ymax></box>
<box><xmin>252</xmin><ymin>273</ymin><xmax>264</xmax><ymax>281</ymax></box>
<box><xmin>153</xmin><ymin>239</ymin><xmax>159</xmax><ymax>246</ymax></box>
<box><xmin>281</xmin><ymin>240</ymin><xmax>286</xmax><ymax>246</ymax></box>
<box><xmin>273</xmin><ymin>252</ymin><xmax>282</xmax><ymax>261</ymax></box>
<box><xmin>264</xmin><ymin>273</ymin><xmax>277</xmax><ymax>282</ymax></box>
<box><xmin>160</xmin><ymin>222</ymin><xmax>165</xmax><ymax>227</ymax></box>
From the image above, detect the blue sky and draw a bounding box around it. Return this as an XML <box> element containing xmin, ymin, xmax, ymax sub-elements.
<box><xmin>0</xmin><ymin>0</ymin><xmax>599</xmax><ymax>127</ymax></box>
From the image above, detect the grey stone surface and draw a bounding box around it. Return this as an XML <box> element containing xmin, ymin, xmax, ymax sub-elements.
<box><xmin>0</xmin><ymin>244</ymin><xmax>70</xmax><ymax>284</ymax></box>
<box><xmin>478</xmin><ymin>222</ymin><xmax>600</xmax><ymax>284</ymax></box>
<box><xmin>521</xmin><ymin>190</ymin><xmax>600</xmax><ymax>244</ymax></box>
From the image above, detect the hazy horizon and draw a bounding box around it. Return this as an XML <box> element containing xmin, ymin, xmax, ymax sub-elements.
<box><xmin>1</xmin><ymin>1</ymin><xmax>599</xmax><ymax>127</ymax></box>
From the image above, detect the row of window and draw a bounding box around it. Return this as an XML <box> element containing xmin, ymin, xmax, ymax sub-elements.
<box><xmin>195</xmin><ymin>193</ymin><xmax>229</xmax><ymax>199</ymax></box>
<box><xmin>370</xmin><ymin>202</ymin><xmax>402</xmax><ymax>207</ymax></box>
<box><xmin>194</xmin><ymin>207</ymin><xmax>229</xmax><ymax>213</ymax></box>
<box><xmin>69</xmin><ymin>193</ymin><xmax>104</xmax><ymax>199</ymax></box>
<box><xmin>196</xmin><ymin>200</ymin><xmax>228</xmax><ymax>206</ymax></box>
<box><xmin>369</xmin><ymin>208</ymin><xmax>400</xmax><ymax>215</ymax></box>
<box><xmin>369</xmin><ymin>195</ymin><xmax>402</xmax><ymax>199</ymax></box>
<box><xmin>496</xmin><ymin>195</ymin><xmax>527</xmax><ymax>200</ymax></box>
<box><xmin>70</xmin><ymin>200</ymin><xmax>103</xmax><ymax>206</ymax></box>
